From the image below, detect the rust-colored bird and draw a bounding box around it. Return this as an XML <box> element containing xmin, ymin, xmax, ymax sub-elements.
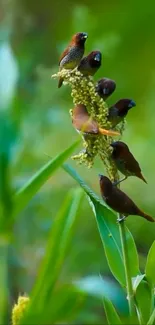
<box><xmin>99</xmin><ymin>175</ymin><xmax>154</xmax><ymax>222</ymax></box>
<box><xmin>72</xmin><ymin>104</ymin><xmax>120</xmax><ymax>136</ymax></box>
<box><xmin>58</xmin><ymin>32</ymin><xmax>88</xmax><ymax>88</ymax></box>
<box><xmin>96</xmin><ymin>78</ymin><xmax>116</xmax><ymax>100</ymax></box>
<box><xmin>111</xmin><ymin>141</ymin><xmax>147</xmax><ymax>184</ymax></box>
<box><xmin>78</xmin><ymin>51</ymin><xmax>102</xmax><ymax>76</ymax></box>
<box><xmin>108</xmin><ymin>99</ymin><xmax>136</xmax><ymax>127</ymax></box>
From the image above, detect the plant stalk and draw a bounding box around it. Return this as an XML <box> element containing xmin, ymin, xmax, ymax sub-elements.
<box><xmin>0</xmin><ymin>237</ymin><xmax>10</xmax><ymax>325</ymax></box>
<box><xmin>118</xmin><ymin>214</ymin><xmax>136</xmax><ymax>323</ymax></box>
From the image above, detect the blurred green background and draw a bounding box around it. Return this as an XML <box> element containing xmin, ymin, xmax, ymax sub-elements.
<box><xmin>1</xmin><ymin>0</ymin><xmax>155</xmax><ymax>323</ymax></box>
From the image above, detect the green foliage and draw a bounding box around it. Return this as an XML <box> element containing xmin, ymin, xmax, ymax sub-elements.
<box><xmin>103</xmin><ymin>296</ymin><xmax>122</xmax><ymax>325</ymax></box>
<box><xmin>1</xmin><ymin>1</ymin><xmax>155</xmax><ymax>324</ymax></box>
<box><xmin>20</xmin><ymin>188</ymin><xmax>84</xmax><ymax>324</ymax></box>
<box><xmin>146</xmin><ymin>241</ymin><xmax>155</xmax><ymax>286</ymax></box>
<box><xmin>63</xmin><ymin>163</ymin><xmax>155</xmax><ymax>324</ymax></box>
<box><xmin>13</xmin><ymin>140</ymin><xmax>79</xmax><ymax>218</ymax></box>
<box><xmin>63</xmin><ymin>164</ymin><xmax>139</xmax><ymax>285</ymax></box>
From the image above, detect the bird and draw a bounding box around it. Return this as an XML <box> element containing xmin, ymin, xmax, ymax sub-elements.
<box><xmin>77</xmin><ymin>51</ymin><xmax>102</xmax><ymax>76</ymax></box>
<box><xmin>99</xmin><ymin>175</ymin><xmax>154</xmax><ymax>222</ymax></box>
<box><xmin>72</xmin><ymin>104</ymin><xmax>120</xmax><ymax>136</ymax></box>
<box><xmin>108</xmin><ymin>99</ymin><xmax>136</xmax><ymax>127</ymax></box>
<box><xmin>110</xmin><ymin>141</ymin><xmax>147</xmax><ymax>184</ymax></box>
<box><xmin>95</xmin><ymin>78</ymin><xmax>116</xmax><ymax>100</ymax></box>
<box><xmin>58</xmin><ymin>32</ymin><xmax>88</xmax><ymax>88</ymax></box>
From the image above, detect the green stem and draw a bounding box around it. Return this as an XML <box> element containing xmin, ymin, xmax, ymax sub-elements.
<box><xmin>119</xmin><ymin>215</ymin><xmax>136</xmax><ymax>323</ymax></box>
<box><xmin>147</xmin><ymin>308</ymin><xmax>155</xmax><ymax>325</ymax></box>
<box><xmin>0</xmin><ymin>237</ymin><xmax>10</xmax><ymax>325</ymax></box>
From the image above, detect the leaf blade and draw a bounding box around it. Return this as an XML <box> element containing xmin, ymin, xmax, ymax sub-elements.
<box><xmin>13</xmin><ymin>140</ymin><xmax>79</xmax><ymax>218</ymax></box>
<box><xmin>103</xmin><ymin>296</ymin><xmax>122</xmax><ymax>325</ymax></box>
<box><xmin>145</xmin><ymin>241</ymin><xmax>155</xmax><ymax>286</ymax></box>
<box><xmin>22</xmin><ymin>188</ymin><xmax>83</xmax><ymax>324</ymax></box>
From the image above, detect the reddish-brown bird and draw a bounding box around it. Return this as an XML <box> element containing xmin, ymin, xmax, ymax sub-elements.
<box><xmin>111</xmin><ymin>141</ymin><xmax>147</xmax><ymax>184</ymax></box>
<box><xmin>78</xmin><ymin>51</ymin><xmax>102</xmax><ymax>76</ymax></box>
<box><xmin>99</xmin><ymin>175</ymin><xmax>154</xmax><ymax>222</ymax></box>
<box><xmin>58</xmin><ymin>32</ymin><xmax>88</xmax><ymax>88</ymax></box>
<box><xmin>96</xmin><ymin>78</ymin><xmax>116</xmax><ymax>100</ymax></box>
<box><xmin>72</xmin><ymin>104</ymin><xmax>120</xmax><ymax>136</ymax></box>
<box><xmin>108</xmin><ymin>99</ymin><xmax>136</xmax><ymax>127</ymax></box>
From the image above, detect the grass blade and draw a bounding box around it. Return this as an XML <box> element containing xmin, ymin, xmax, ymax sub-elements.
<box><xmin>21</xmin><ymin>188</ymin><xmax>83</xmax><ymax>324</ymax></box>
<box><xmin>145</xmin><ymin>241</ymin><xmax>155</xmax><ymax>286</ymax></box>
<box><xmin>13</xmin><ymin>140</ymin><xmax>79</xmax><ymax>218</ymax></box>
<box><xmin>103</xmin><ymin>296</ymin><xmax>122</xmax><ymax>324</ymax></box>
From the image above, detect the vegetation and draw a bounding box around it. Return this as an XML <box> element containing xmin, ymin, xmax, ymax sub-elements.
<box><xmin>0</xmin><ymin>0</ymin><xmax>155</xmax><ymax>324</ymax></box>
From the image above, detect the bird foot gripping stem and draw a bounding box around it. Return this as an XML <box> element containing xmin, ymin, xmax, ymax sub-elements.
<box><xmin>113</xmin><ymin>176</ymin><xmax>127</xmax><ymax>187</ymax></box>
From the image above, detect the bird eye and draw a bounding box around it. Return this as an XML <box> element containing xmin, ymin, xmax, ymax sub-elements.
<box><xmin>103</xmin><ymin>88</ymin><xmax>109</xmax><ymax>95</ymax></box>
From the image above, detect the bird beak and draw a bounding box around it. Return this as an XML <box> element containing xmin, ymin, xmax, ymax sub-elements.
<box><xmin>98</xmin><ymin>174</ymin><xmax>103</xmax><ymax>180</ymax></box>
<box><xmin>129</xmin><ymin>100</ymin><xmax>136</xmax><ymax>108</ymax></box>
<box><xmin>83</xmin><ymin>33</ymin><xmax>88</xmax><ymax>39</ymax></box>
<box><xmin>94</xmin><ymin>53</ymin><xmax>101</xmax><ymax>62</ymax></box>
<box><xmin>110</xmin><ymin>142</ymin><xmax>115</xmax><ymax>148</ymax></box>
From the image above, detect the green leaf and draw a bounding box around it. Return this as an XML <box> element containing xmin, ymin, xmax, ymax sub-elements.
<box><xmin>145</xmin><ymin>241</ymin><xmax>155</xmax><ymax>286</ymax></box>
<box><xmin>63</xmin><ymin>163</ymin><xmax>140</xmax><ymax>287</ymax></box>
<box><xmin>103</xmin><ymin>296</ymin><xmax>122</xmax><ymax>324</ymax></box>
<box><xmin>147</xmin><ymin>308</ymin><xmax>155</xmax><ymax>325</ymax></box>
<box><xmin>0</xmin><ymin>114</ymin><xmax>15</xmax><ymax>231</ymax></box>
<box><xmin>13</xmin><ymin>140</ymin><xmax>79</xmax><ymax>218</ymax></box>
<box><xmin>132</xmin><ymin>274</ymin><xmax>145</xmax><ymax>293</ymax></box>
<box><xmin>22</xmin><ymin>188</ymin><xmax>83</xmax><ymax>324</ymax></box>
<box><xmin>135</xmin><ymin>280</ymin><xmax>152</xmax><ymax>324</ymax></box>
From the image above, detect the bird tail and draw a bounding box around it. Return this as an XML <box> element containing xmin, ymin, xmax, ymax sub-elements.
<box><xmin>99</xmin><ymin>127</ymin><xmax>120</xmax><ymax>137</ymax></box>
<box><xmin>139</xmin><ymin>172</ymin><xmax>147</xmax><ymax>184</ymax></box>
<box><xmin>139</xmin><ymin>210</ymin><xmax>154</xmax><ymax>222</ymax></box>
<box><xmin>58</xmin><ymin>77</ymin><xmax>63</xmax><ymax>88</ymax></box>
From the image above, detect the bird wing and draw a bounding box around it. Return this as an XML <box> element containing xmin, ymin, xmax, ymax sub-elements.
<box><xmin>124</xmin><ymin>151</ymin><xmax>141</xmax><ymax>174</ymax></box>
<box><xmin>108</xmin><ymin>187</ymin><xmax>137</xmax><ymax>216</ymax></box>
<box><xmin>59</xmin><ymin>46</ymin><xmax>70</xmax><ymax>65</ymax></box>
<box><xmin>72</xmin><ymin>105</ymin><xmax>98</xmax><ymax>134</ymax></box>
<box><xmin>73</xmin><ymin>114</ymin><xmax>98</xmax><ymax>134</ymax></box>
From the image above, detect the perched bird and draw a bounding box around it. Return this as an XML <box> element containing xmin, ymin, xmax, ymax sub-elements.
<box><xmin>108</xmin><ymin>99</ymin><xmax>136</xmax><ymax>127</ymax></box>
<box><xmin>78</xmin><ymin>51</ymin><xmax>102</xmax><ymax>76</ymax></box>
<box><xmin>111</xmin><ymin>141</ymin><xmax>147</xmax><ymax>184</ymax></box>
<box><xmin>72</xmin><ymin>104</ymin><xmax>120</xmax><ymax>136</ymax></box>
<box><xmin>99</xmin><ymin>175</ymin><xmax>154</xmax><ymax>222</ymax></box>
<box><xmin>58</xmin><ymin>32</ymin><xmax>88</xmax><ymax>88</ymax></box>
<box><xmin>96</xmin><ymin>78</ymin><xmax>116</xmax><ymax>100</ymax></box>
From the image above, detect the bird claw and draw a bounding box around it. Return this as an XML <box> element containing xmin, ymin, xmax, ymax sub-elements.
<box><xmin>117</xmin><ymin>215</ymin><xmax>126</xmax><ymax>223</ymax></box>
<box><xmin>113</xmin><ymin>177</ymin><xmax>127</xmax><ymax>187</ymax></box>
<box><xmin>113</xmin><ymin>180</ymin><xmax>120</xmax><ymax>186</ymax></box>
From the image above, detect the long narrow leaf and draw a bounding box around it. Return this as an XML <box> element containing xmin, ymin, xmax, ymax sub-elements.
<box><xmin>145</xmin><ymin>241</ymin><xmax>155</xmax><ymax>286</ymax></box>
<box><xmin>63</xmin><ymin>163</ymin><xmax>140</xmax><ymax>287</ymax></box>
<box><xmin>22</xmin><ymin>188</ymin><xmax>83</xmax><ymax>324</ymax></box>
<box><xmin>13</xmin><ymin>140</ymin><xmax>79</xmax><ymax>218</ymax></box>
<box><xmin>135</xmin><ymin>280</ymin><xmax>152</xmax><ymax>324</ymax></box>
<box><xmin>103</xmin><ymin>296</ymin><xmax>122</xmax><ymax>324</ymax></box>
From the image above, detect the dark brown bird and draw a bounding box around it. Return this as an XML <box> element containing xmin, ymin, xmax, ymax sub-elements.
<box><xmin>58</xmin><ymin>32</ymin><xmax>88</xmax><ymax>88</ymax></box>
<box><xmin>95</xmin><ymin>78</ymin><xmax>116</xmax><ymax>100</ymax></box>
<box><xmin>72</xmin><ymin>104</ymin><xmax>120</xmax><ymax>136</ymax></box>
<box><xmin>108</xmin><ymin>99</ymin><xmax>136</xmax><ymax>127</ymax></box>
<box><xmin>111</xmin><ymin>141</ymin><xmax>147</xmax><ymax>184</ymax></box>
<box><xmin>78</xmin><ymin>51</ymin><xmax>102</xmax><ymax>76</ymax></box>
<box><xmin>99</xmin><ymin>175</ymin><xmax>154</xmax><ymax>222</ymax></box>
